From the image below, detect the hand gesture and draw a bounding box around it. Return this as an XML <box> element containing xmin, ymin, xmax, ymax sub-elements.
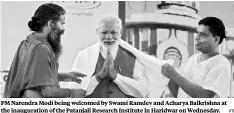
<box><xmin>161</xmin><ymin>63</ymin><xmax>177</xmax><ymax>79</ymax></box>
<box><xmin>59</xmin><ymin>72</ymin><xmax>87</xmax><ymax>84</ymax></box>
<box><xmin>95</xmin><ymin>51</ymin><xmax>109</xmax><ymax>82</ymax></box>
<box><xmin>60</xmin><ymin>72</ymin><xmax>87</xmax><ymax>84</ymax></box>
<box><xmin>107</xmin><ymin>50</ymin><xmax>117</xmax><ymax>81</ymax></box>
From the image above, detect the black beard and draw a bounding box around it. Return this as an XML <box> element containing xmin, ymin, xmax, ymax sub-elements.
<box><xmin>47</xmin><ymin>30</ymin><xmax>62</xmax><ymax>60</ymax></box>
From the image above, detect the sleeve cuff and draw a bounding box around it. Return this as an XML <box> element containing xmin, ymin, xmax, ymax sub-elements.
<box><xmin>113</xmin><ymin>73</ymin><xmax>123</xmax><ymax>84</ymax></box>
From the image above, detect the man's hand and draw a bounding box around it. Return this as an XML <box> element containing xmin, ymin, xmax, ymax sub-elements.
<box><xmin>59</xmin><ymin>72</ymin><xmax>87</xmax><ymax>84</ymax></box>
<box><xmin>107</xmin><ymin>50</ymin><xmax>117</xmax><ymax>81</ymax></box>
<box><xmin>161</xmin><ymin>63</ymin><xmax>178</xmax><ymax>79</ymax></box>
<box><xmin>70</xmin><ymin>71</ymin><xmax>87</xmax><ymax>78</ymax></box>
<box><xmin>95</xmin><ymin>51</ymin><xmax>109</xmax><ymax>82</ymax></box>
<box><xmin>70</xmin><ymin>89</ymin><xmax>86</xmax><ymax>98</ymax></box>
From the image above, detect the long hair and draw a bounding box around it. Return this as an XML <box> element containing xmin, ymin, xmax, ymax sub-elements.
<box><xmin>28</xmin><ymin>3</ymin><xmax>66</xmax><ymax>32</ymax></box>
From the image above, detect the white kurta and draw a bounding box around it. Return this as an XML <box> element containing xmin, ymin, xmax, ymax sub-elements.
<box><xmin>177</xmin><ymin>53</ymin><xmax>232</xmax><ymax>98</ymax></box>
<box><xmin>66</xmin><ymin>39</ymin><xmax>173</xmax><ymax>98</ymax></box>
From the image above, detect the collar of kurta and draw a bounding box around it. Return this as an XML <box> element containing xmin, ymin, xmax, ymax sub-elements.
<box><xmin>28</xmin><ymin>33</ymin><xmax>48</xmax><ymax>44</ymax></box>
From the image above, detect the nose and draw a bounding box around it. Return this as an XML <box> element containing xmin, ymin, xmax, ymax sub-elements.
<box><xmin>62</xmin><ymin>26</ymin><xmax>65</xmax><ymax>32</ymax></box>
<box><xmin>195</xmin><ymin>35</ymin><xmax>200</xmax><ymax>41</ymax></box>
<box><xmin>106</xmin><ymin>33</ymin><xmax>113</xmax><ymax>39</ymax></box>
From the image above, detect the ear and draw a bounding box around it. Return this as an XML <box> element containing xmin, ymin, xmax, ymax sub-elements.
<box><xmin>214</xmin><ymin>36</ymin><xmax>220</xmax><ymax>44</ymax></box>
<box><xmin>120</xmin><ymin>27</ymin><xmax>123</xmax><ymax>35</ymax></box>
<box><xmin>47</xmin><ymin>20</ymin><xmax>53</xmax><ymax>30</ymax></box>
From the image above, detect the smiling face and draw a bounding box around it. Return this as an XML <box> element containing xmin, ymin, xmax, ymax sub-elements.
<box><xmin>97</xmin><ymin>16</ymin><xmax>122</xmax><ymax>50</ymax></box>
<box><xmin>195</xmin><ymin>25</ymin><xmax>219</xmax><ymax>53</ymax></box>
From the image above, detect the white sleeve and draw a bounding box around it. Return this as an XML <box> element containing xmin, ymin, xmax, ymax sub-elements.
<box><xmin>70</xmin><ymin>51</ymin><xmax>96</xmax><ymax>90</ymax></box>
<box><xmin>86</xmin><ymin>75</ymin><xmax>99</xmax><ymax>96</ymax></box>
<box><xmin>113</xmin><ymin>59</ymin><xmax>149</xmax><ymax>97</ymax></box>
<box><xmin>202</xmin><ymin>66</ymin><xmax>231</xmax><ymax>98</ymax></box>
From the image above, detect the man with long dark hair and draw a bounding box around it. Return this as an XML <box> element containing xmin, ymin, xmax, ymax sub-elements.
<box><xmin>4</xmin><ymin>3</ymin><xmax>86</xmax><ymax>98</ymax></box>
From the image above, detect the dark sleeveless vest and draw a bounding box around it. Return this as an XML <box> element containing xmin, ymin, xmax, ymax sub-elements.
<box><xmin>87</xmin><ymin>46</ymin><xmax>136</xmax><ymax>98</ymax></box>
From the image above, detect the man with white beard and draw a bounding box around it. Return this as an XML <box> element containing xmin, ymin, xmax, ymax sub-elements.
<box><xmin>71</xmin><ymin>15</ymin><xmax>173</xmax><ymax>98</ymax></box>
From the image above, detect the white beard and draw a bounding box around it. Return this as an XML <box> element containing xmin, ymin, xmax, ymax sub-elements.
<box><xmin>98</xmin><ymin>39</ymin><xmax>120</xmax><ymax>52</ymax></box>
<box><xmin>98</xmin><ymin>38</ymin><xmax>120</xmax><ymax>59</ymax></box>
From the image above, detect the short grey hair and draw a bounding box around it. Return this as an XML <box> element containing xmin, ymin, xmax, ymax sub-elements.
<box><xmin>98</xmin><ymin>14</ymin><xmax>122</xmax><ymax>29</ymax></box>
